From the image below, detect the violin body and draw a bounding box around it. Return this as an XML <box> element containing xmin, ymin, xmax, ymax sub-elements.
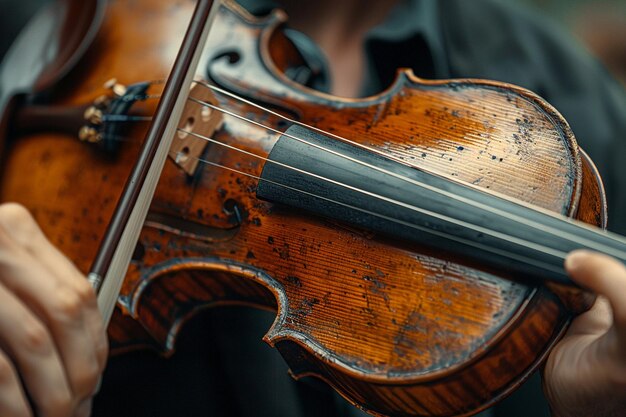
<box><xmin>0</xmin><ymin>0</ymin><xmax>607</xmax><ymax>416</ymax></box>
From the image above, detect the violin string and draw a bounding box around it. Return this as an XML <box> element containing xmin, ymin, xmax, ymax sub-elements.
<box><xmin>174</xmin><ymin>149</ymin><xmax>566</xmax><ymax>276</ymax></box>
<box><xmin>177</xmin><ymin>127</ymin><xmax>583</xmax><ymax>264</ymax></box>
<box><xmin>144</xmin><ymin>79</ymin><xmax>167</xmax><ymax>85</ymax></box>
<box><xmin>193</xmin><ymin>81</ymin><xmax>578</xmax><ymax>222</ymax></box>
<box><xmin>102</xmin><ymin>115</ymin><xmax>153</xmax><ymax>122</ymax></box>
<box><xmin>80</xmin><ymin>133</ymin><xmax>140</xmax><ymax>143</ymax></box>
<box><xmin>101</xmin><ymin>134</ymin><xmax>140</xmax><ymax>142</ymax></box>
<box><xmin>119</xmin><ymin>82</ymin><xmax>578</xmax><ymax>237</ymax></box>
<box><xmin>195</xmin><ymin>81</ymin><xmax>626</xmax><ymax>250</ymax></box>
<box><xmin>185</xmin><ymin>84</ymin><xmax>626</xmax><ymax>257</ymax></box>
<box><xmin>121</xmin><ymin>94</ymin><xmax>163</xmax><ymax>102</ymax></box>
<box><xmin>100</xmin><ymin>79</ymin><xmax>624</xmax><ymax>255</ymax></box>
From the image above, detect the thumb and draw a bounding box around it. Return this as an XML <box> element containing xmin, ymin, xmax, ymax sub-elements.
<box><xmin>565</xmin><ymin>250</ymin><xmax>626</xmax><ymax>330</ymax></box>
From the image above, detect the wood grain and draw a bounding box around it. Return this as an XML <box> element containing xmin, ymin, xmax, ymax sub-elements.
<box><xmin>0</xmin><ymin>1</ymin><xmax>605</xmax><ymax>416</ymax></box>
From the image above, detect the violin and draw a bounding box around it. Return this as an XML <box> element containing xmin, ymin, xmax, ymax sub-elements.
<box><xmin>0</xmin><ymin>0</ymin><xmax>623</xmax><ymax>416</ymax></box>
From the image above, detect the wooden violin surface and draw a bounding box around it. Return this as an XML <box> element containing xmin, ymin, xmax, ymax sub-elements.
<box><xmin>0</xmin><ymin>1</ymin><xmax>607</xmax><ymax>416</ymax></box>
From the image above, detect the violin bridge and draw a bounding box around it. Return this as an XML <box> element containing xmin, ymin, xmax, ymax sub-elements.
<box><xmin>170</xmin><ymin>81</ymin><xmax>223</xmax><ymax>176</ymax></box>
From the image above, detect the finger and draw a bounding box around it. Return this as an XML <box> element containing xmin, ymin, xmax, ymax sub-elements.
<box><xmin>0</xmin><ymin>204</ymin><xmax>108</xmax><ymax>370</ymax></box>
<box><xmin>0</xmin><ymin>205</ymin><xmax>105</xmax><ymax>398</ymax></box>
<box><xmin>0</xmin><ymin>203</ymin><xmax>91</xmax><ymax>294</ymax></box>
<box><xmin>0</xmin><ymin>350</ymin><xmax>32</xmax><ymax>417</ymax></box>
<box><xmin>0</xmin><ymin>256</ymin><xmax>101</xmax><ymax>401</ymax></box>
<box><xmin>25</xmin><ymin>240</ymin><xmax>107</xmax><ymax>374</ymax></box>
<box><xmin>565</xmin><ymin>250</ymin><xmax>626</xmax><ymax>328</ymax></box>
<box><xmin>0</xmin><ymin>282</ymin><xmax>73</xmax><ymax>417</ymax></box>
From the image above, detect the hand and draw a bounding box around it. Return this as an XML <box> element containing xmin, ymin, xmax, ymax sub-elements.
<box><xmin>0</xmin><ymin>203</ymin><xmax>107</xmax><ymax>417</ymax></box>
<box><xmin>544</xmin><ymin>250</ymin><xmax>626</xmax><ymax>417</ymax></box>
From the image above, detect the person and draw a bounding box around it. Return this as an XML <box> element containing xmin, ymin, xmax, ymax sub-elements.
<box><xmin>0</xmin><ymin>203</ymin><xmax>107</xmax><ymax>417</ymax></box>
<box><xmin>1</xmin><ymin>0</ymin><xmax>626</xmax><ymax>416</ymax></box>
<box><xmin>2</xmin><ymin>206</ymin><xmax>626</xmax><ymax>417</ymax></box>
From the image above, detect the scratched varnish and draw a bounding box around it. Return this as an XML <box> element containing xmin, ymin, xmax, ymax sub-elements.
<box><xmin>0</xmin><ymin>1</ymin><xmax>604</xmax><ymax>416</ymax></box>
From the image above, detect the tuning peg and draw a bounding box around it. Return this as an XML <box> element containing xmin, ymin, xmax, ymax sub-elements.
<box><xmin>93</xmin><ymin>95</ymin><xmax>111</xmax><ymax>108</ymax></box>
<box><xmin>84</xmin><ymin>106</ymin><xmax>104</xmax><ymax>125</ymax></box>
<box><xmin>78</xmin><ymin>126</ymin><xmax>102</xmax><ymax>143</ymax></box>
<box><xmin>103</xmin><ymin>78</ymin><xmax>128</xmax><ymax>97</ymax></box>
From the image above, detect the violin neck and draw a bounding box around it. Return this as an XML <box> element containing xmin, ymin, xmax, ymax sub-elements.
<box><xmin>257</xmin><ymin>125</ymin><xmax>626</xmax><ymax>285</ymax></box>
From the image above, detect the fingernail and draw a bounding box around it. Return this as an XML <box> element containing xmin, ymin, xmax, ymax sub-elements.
<box><xmin>564</xmin><ymin>250</ymin><xmax>589</xmax><ymax>270</ymax></box>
